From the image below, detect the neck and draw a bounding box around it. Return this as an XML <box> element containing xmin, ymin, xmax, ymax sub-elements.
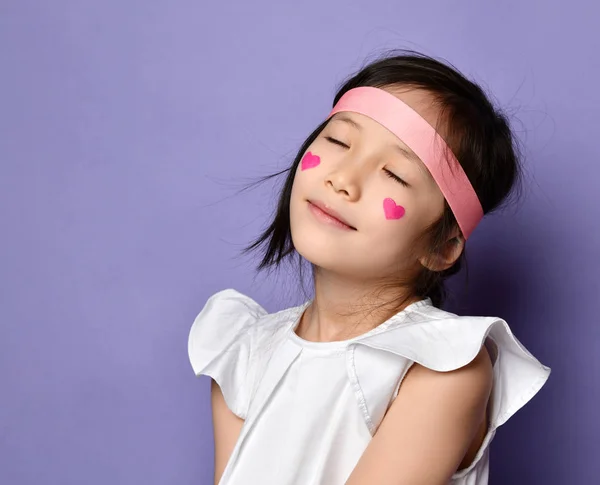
<box><xmin>295</xmin><ymin>269</ymin><xmax>420</xmax><ymax>343</ymax></box>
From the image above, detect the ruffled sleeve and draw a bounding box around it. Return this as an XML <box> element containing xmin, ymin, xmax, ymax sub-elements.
<box><xmin>348</xmin><ymin>312</ymin><xmax>551</xmax><ymax>440</ymax></box>
<box><xmin>188</xmin><ymin>288</ymin><xmax>268</xmax><ymax>419</ymax></box>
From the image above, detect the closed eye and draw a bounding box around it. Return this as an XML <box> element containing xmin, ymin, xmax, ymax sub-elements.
<box><xmin>384</xmin><ymin>169</ymin><xmax>410</xmax><ymax>188</ymax></box>
<box><xmin>325</xmin><ymin>136</ymin><xmax>350</xmax><ymax>149</ymax></box>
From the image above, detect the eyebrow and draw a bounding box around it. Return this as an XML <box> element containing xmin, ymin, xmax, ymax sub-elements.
<box><xmin>332</xmin><ymin>114</ymin><xmax>434</xmax><ymax>181</ymax></box>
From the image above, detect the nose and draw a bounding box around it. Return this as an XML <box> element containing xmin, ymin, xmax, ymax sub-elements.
<box><xmin>325</xmin><ymin>160</ymin><xmax>365</xmax><ymax>201</ymax></box>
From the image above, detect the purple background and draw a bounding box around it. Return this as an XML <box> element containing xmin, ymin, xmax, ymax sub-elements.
<box><xmin>1</xmin><ymin>1</ymin><xmax>597</xmax><ymax>484</ymax></box>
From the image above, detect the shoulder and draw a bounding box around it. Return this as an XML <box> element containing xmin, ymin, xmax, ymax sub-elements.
<box><xmin>191</xmin><ymin>287</ymin><xmax>267</xmax><ymax>330</ymax></box>
<box><xmin>348</xmin><ymin>302</ymin><xmax>551</xmax><ymax>434</ymax></box>
<box><xmin>187</xmin><ymin>288</ymin><xmax>267</xmax><ymax>372</ymax></box>
<box><xmin>393</xmin><ymin>303</ymin><xmax>495</xmax><ymax>414</ymax></box>
<box><xmin>401</xmin><ymin>343</ymin><xmax>493</xmax><ymax>414</ymax></box>
<box><xmin>385</xmin><ymin>306</ymin><xmax>495</xmax><ymax>429</ymax></box>
<box><xmin>360</xmin><ymin>303</ymin><xmax>533</xmax><ymax>374</ymax></box>
<box><xmin>187</xmin><ymin>288</ymin><xmax>304</xmax><ymax>419</ymax></box>
<box><xmin>187</xmin><ymin>289</ymin><xmax>269</xmax><ymax>419</ymax></box>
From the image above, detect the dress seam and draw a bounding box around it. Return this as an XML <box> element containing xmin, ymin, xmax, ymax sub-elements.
<box><xmin>346</xmin><ymin>345</ymin><xmax>376</xmax><ymax>435</ymax></box>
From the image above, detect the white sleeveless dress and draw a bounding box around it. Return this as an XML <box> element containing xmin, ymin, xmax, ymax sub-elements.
<box><xmin>188</xmin><ymin>288</ymin><xmax>550</xmax><ymax>485</ymax></box>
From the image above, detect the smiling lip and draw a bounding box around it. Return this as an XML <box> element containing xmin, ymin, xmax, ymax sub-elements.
<box><xmin>307</xmin><ymin>200</ymin><xmax>356</xmax><ymax>230</ymax></box>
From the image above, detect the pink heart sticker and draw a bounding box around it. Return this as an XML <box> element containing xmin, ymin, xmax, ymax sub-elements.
<box><xmin>301</xmin><ymin>151</ymin><xmax>321</xmax><ymax>170</ymax></box>
<box><xmin>383</xmin><ymin>198</ymin><xmax>406</xmax><ymax>220</ymax></box>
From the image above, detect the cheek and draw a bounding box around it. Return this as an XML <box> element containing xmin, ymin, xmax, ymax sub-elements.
<box><xmin>300</xmin><ymin>151</ymin><xmax>321</xmax><ymax>170</ymax></box>
<box><xmin>382</xmin><ymin>197</ymin><xmax>406</xmax><ymax>220</ymax></box>
<box><xmin>364</xmin><ymin>196</ymin><xmax>413</xmax><ymax>259</ymax></box>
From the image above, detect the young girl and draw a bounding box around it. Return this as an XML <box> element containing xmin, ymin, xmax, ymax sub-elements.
<box><xmin>188</xmin><ymin>51</ymin><xmax>551</xmax><ymax>485</ymax></box>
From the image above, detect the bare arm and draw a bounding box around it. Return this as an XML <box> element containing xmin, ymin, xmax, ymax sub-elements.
<box><xmin>210</xmin><ymin>379</ymin><xmax>244</xmax><ymax>485</ymax></box>
<box><xmin>346</xmin><ymin>347</ymin><xmax>493</xmax><ymax>485</ymax></box>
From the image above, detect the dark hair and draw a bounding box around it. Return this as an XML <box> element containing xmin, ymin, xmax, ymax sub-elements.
<box><xmin>241</xmin><ymin>49</ymin><xmax>522</xmax><ymax>311</ymax></box>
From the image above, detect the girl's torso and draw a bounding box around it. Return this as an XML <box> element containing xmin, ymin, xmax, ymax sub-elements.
<box><xmin>188</xmin><ymin>289</ymin><xmax>550</xmax><ymax>485</ymax></box>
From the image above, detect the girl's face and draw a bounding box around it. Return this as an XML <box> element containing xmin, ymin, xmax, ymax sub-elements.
<box><xmin>289</xmin><ymin>88</ymin><xmax>450</xmax><ymax>280</ymax></box>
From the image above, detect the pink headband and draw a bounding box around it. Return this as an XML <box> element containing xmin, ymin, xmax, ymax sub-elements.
<box><xmin>327</xmin><ymin>86</ymin><xmax>483</xmax><ymax>240</ymax></box>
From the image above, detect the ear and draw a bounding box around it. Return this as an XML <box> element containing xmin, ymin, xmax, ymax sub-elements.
<box><xmin>418</xmin><ymin>229</ymin><xmax>465</xmax><ymax>272</ymax></box>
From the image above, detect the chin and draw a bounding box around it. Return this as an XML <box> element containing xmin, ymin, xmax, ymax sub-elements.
<box><xmin>292</xmin><ymin>229</ymin><xmax>344</xmax><ymax>268</ymax></box>
<box><xmin>291</xmin><ymin>229</ymin><xmax>370</xmax><ymax>278</ymax></box>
